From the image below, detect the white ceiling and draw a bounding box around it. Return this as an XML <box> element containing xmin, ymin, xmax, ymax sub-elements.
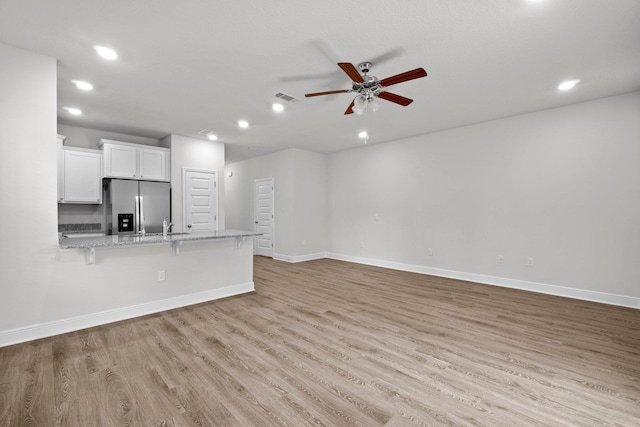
<box><xmin>1</xmin><ymin>0</ymin><xmax>639</xmax><ymax>163</ymax></box>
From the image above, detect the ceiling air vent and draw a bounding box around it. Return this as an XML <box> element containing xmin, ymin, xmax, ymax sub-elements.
<box><xmin>275</xmin><ymin>92</ymin><xmax>298</xmax><ymax>103</ymax></box>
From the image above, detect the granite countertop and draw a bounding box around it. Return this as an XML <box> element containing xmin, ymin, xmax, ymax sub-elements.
<box><xmin>58</xmin><ymin>229</ymin><xmax>262</xmax><ymax>249</ymax></box>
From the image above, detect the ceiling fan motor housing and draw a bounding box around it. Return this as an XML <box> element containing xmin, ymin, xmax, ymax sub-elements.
<box><xmin>353</xmin><ymin>75</ymin><xmax>382</xmax><ymax>95</ymax></box>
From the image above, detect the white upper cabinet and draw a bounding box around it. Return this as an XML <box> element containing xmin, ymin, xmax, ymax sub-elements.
<box><xmin>103</xmin><ymin>142</ymin><xmax>137</xmax><ymax>178</ymax></box>
<box><xmin>61</xmin><ymin>147</ymin><xmax>103</xmax><ymax>204</ymax></box>
<box><xmin>138</xmin><ymin>147</ymin><xmax>168</xmax><ymax>181</ymax></box>
<box><xmin>100</xmin><ymin>139</ymin><xmax>170</xmax><ymax>182</ymax></box>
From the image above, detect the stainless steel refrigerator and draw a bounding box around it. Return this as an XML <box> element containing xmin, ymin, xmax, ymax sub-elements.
<box><xmin>104</xmin><ymin>178</ymin><xmax>171</xmax><ymax>235</ymax></box>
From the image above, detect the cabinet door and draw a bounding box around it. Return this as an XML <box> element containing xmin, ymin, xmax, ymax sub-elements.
<box><xmin>63</xmin><ymin>150</ymin><xmax>102</xmax><ymax>203</ymax></box>
<box><xmin>104</xmin><ymin>143</ymin><xmax>137</xmax><ymax>178</ymax></box>
<box><xmin>139</xmin><ymin>148</ymin><xmax>169</xmax><ymax>181</ymax></box>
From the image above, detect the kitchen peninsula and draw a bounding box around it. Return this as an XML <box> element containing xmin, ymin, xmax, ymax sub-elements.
<box><xmin>7</xmin><ymin>228</ymin><xmax>265</xmax><ymax>347</ymax></box>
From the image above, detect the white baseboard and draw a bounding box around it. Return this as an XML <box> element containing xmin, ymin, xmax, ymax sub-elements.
<box><xmin>327</xmin><ymin>253</ymin><xmax>640</xmax><ymax>309</ymax></box>
<box><xmin>0</xmin><ymin>282</ymin><xmax>254</xmax><ymax>348</ymax></box>
<box><xmin>274</xmin><ymin>252</ymin><xmax>328</xmax><ymax>263</ymax></box>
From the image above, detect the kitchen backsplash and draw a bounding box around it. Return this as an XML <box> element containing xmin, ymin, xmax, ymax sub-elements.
<box><xmin>58</xmin><ymin>203</ymin><xmax>104</xmax><ymax>227</ymax></box>
<box><xmin>58</xmin><ymin>223</ymin><xmax>103</xmax><ymax>233</ymax></box>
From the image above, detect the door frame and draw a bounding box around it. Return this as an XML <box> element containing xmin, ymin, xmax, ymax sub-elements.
<box><xmin>254</xmin><ymin>177</ymin><xmax>275</xmax><ymax>256</ymax></box>
<box><xmin>182</xmin><ymin>167</ymin><xmax>218</xmax><ymax>232</ymax></box>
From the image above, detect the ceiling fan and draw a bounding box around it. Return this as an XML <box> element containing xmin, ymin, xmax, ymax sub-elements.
<box><xmin>304</xmin><ymin>62</ymin><xmax>427</xmax><ymax>115</ymax></box>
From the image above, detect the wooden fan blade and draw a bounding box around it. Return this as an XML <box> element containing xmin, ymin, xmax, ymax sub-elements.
<box><xmin>344</xmin><ymin>99</ymin><xmax>355</xmax><ymax>115</ymax></box>
<box><xmin>305</xmin><ymin>89</ymin><xmax>349</xmax><ymax>97</ymax></box>
<box><xmin>338</xmin><ymin>63</ymin><xmax>364</xmax><ymax>83</ymax></box>
<box><xmin>377</xmin><ymin>91</ymin><xmax>414</xmax><ymax>106</ymax></box>
<box><xmin>379</xmin><ymin>68</ymin><xmax>427</xmax><ymax>87</ymax></box>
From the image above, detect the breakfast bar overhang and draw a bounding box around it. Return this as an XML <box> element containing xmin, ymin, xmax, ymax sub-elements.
<box><xmin>59</xmin><ymin>230</ymin><xmax>261</xmax><ymax>265</ymax></box>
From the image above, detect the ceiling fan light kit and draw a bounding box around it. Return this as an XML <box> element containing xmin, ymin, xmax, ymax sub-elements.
<box><xmin>353</xmin><ymin>95</ymin><xmax>367</xmax><ymax>115</ymax></box>
<box><xmin>352</xmin><ymin>93</ymin><xmax>382</xmax><ymax>115</ymax></box>
<box><xmin>305</xmin><ymin>61</ymin><xmax>427</xmax><ymax>115</ymax></box>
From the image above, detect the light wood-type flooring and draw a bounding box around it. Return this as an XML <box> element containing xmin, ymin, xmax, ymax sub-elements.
<box><xmin>1</xmin><ymin>257</ymin><xmax>639</xmax><ymax>426</ymax></box>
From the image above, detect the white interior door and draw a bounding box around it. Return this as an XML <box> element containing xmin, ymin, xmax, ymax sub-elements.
<box><xmin>254</xmin><ymin>178</ymin><xmax>274</xmax><ymax>257</ymax></box>
<box><xmin>183</xmin><ymin>169</ymin><xmax>218</xmax><ymax>232</ymax></box>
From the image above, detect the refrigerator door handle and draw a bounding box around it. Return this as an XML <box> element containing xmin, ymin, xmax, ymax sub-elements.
<box><xmin>134</xmin><ymin>196</ymin><xmax>140</xmax><ymax>234</ymax></box>
<box><xmin>139</xmin><ymin>196</ymin><xmax>145</xmax><ymax>235</ymax></box>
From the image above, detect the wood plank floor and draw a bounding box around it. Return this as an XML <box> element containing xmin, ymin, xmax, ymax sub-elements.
<box><xmin>1</xmin><ymin>256</ymin><xmax>639</xmax><ymax>426</ymax></box>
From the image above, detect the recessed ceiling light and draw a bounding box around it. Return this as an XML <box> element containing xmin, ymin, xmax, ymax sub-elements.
<box><xmin>238</xmin><ymin>120</ymin><xmax>249</xmax><ymax>129</ymax></box>
<box><xmin>93</xmin><ymin>45</ymin><xmax>118</xmax><ymax>60</ymax></box>
<box><xmin>63</xmin><ymin>107</ymin><xmax>82</xmax><ymax>115</ymax></box>
<box><xmin>207</xmin><ymin>133</ymin><xmax>218</xmax><ymax>141</ymax></box>
<box><xmin>272</xmin><ymin>103</ymin><xmax>284</xmax><ymax>112</ymax></box>
<box><xmin>358</xmin><ymin>131</ymin><xmax>368</xmax><ymax>139</ymax></box>
<box><xmin>71</xmin><ymin>80</ymin><xmax>93</xmax><ymax>91</ymax></box>
<box><xmin>558</xmin><ymin>79</ymin><xmax>580</xmax><ymax>91</ymax></box>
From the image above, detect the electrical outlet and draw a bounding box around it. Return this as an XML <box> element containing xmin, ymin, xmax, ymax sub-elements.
<box><xmin>158</xmin><ymin>270</ymin><xmax>166</xmax><ymax>281</ymax></box>
<box><xmin>527</xmin><ymin>258</ymin><xmax>534</xmax><ymax>267</ymax></box>
<box><xmin>428</xmin><ymin>248</ymin><xmax>433</xmax><ymax>256</ymax></box>
<box><xmin>498</xmin><ymin>255</ymin><xmax>504</xmax><ymax>264</ymax></box>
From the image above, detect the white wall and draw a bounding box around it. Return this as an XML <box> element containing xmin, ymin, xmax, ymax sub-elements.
<box><xmin>328</xmin><ymin>91</ymin><xmax>640</xmax><ymax>304</ymax></box>
<box><xmin>162</xmin><ymin>134</ymin><xmax>226</xmax><ymax>232</ymax></box>
<box><xmin>0</xmin><ymin>42</ymin><xmax>59</xmax><ymax>331</ymax></box>
<box><xmin>0</xmin><ymin>44</ymin><xmax>253</xmax><ymax>347</ymax></box>
<box><xmin>225</xmin><ymin>148</ymin><xmax>328</xmax><ymax>260</ymax></box>
<box><xmin>292</xmin><ymin>149</ymin><xmax>328</xmax><ymax>258</ymax></box>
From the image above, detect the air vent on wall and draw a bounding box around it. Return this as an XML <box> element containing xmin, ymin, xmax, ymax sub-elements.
<box><xmin>275</xmin><ymin>92</ymin><xmax>298</xmax><ymax>103</ymax></box>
